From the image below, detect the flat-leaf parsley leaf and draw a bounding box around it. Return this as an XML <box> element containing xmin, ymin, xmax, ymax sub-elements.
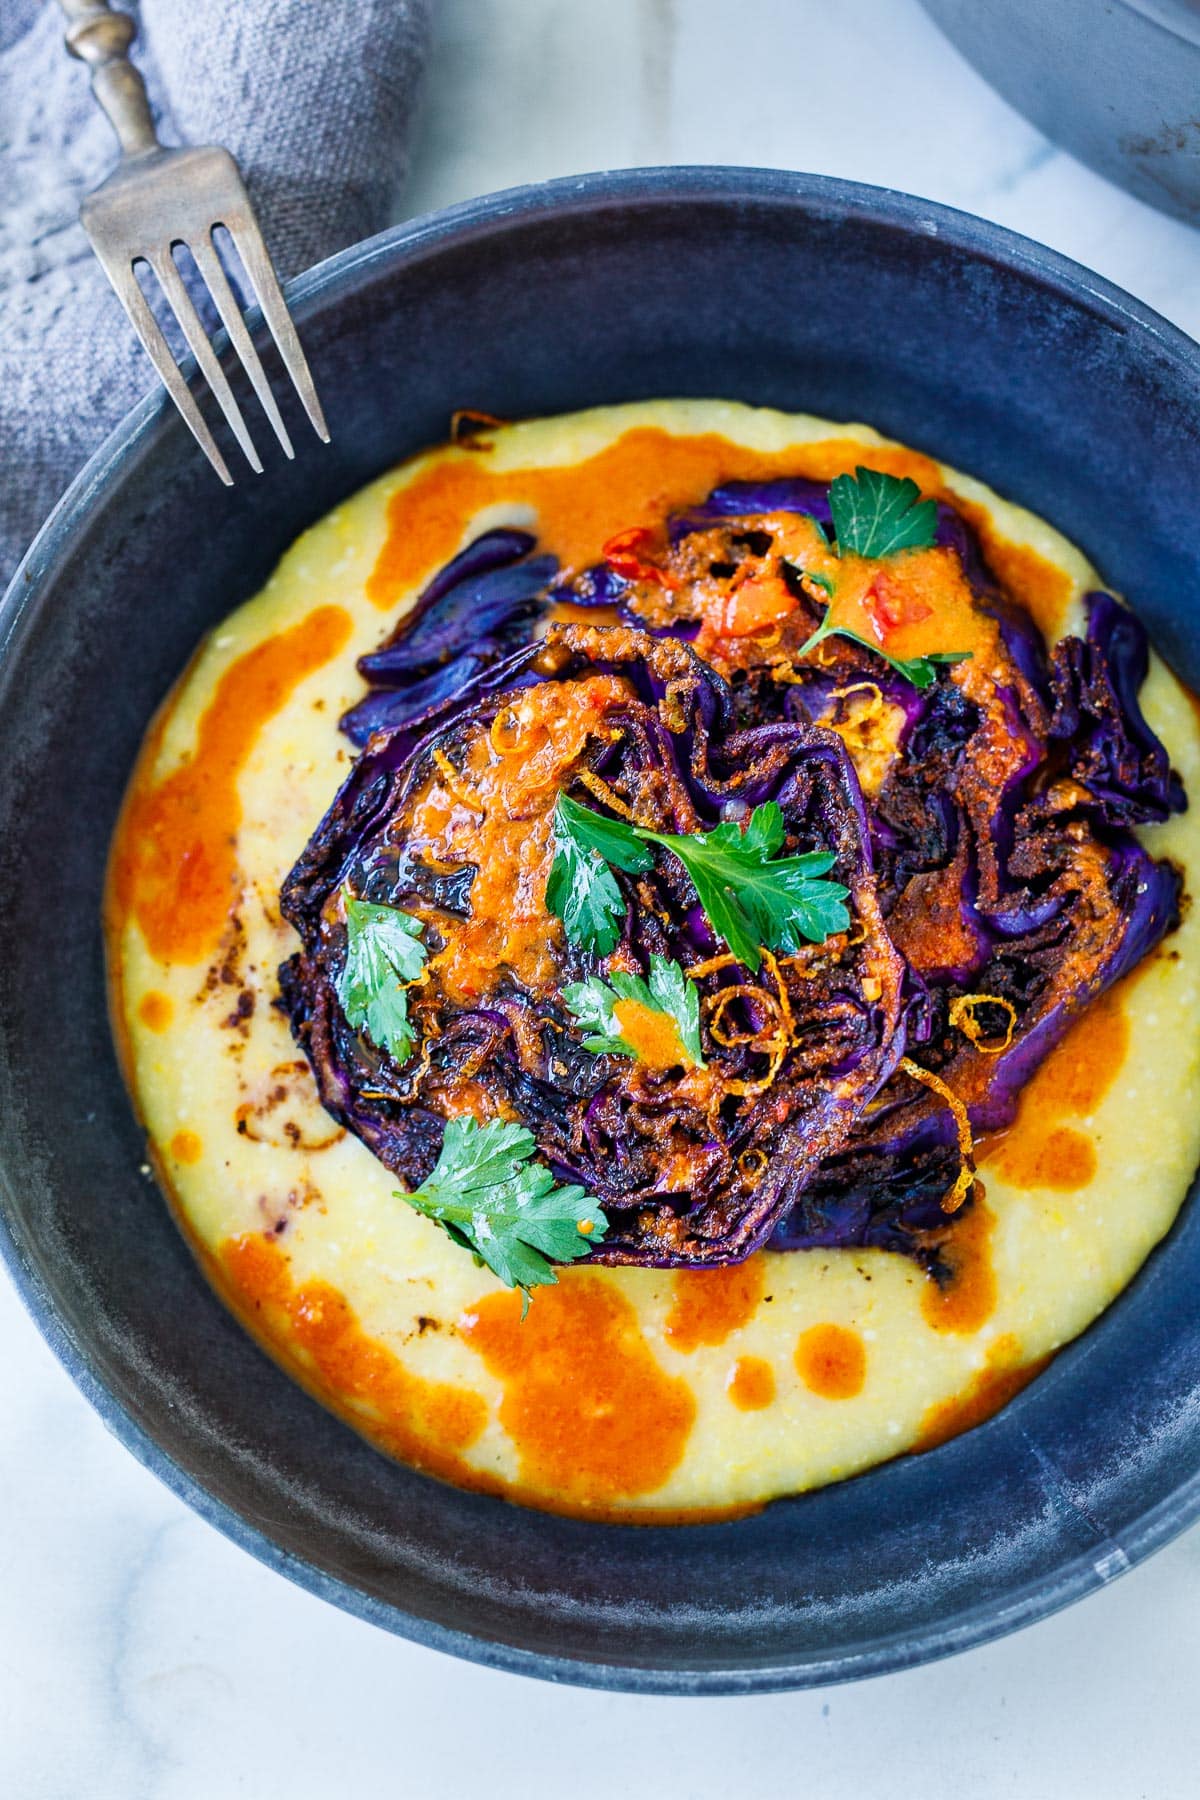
<box><xmin>546</xmin><ymin>792</ymin><xmax>653</xmax><ymax>955</ymax></box>
<box><xmin>562</xmin><ymin>954</ymin><xmax>705</xmax><ymax>1067</ymax></box>
<box><xmin>796</xmin><ymin>617</ymin><xmax>972</xmax><ymax>691</ymax></box>
<box><xmin>550</xmin><ymin>796</ymin><xmax>850</xmax><ymax>973</ymax></box>
<box><xmin>638</xmin><ymin>802</ymin><xmax>848</xmax><ymax>972</ymax></box>
<box><xmin>399</xmin><ymin>1117</ymin><xmax>607</xmax><ymax>1311</ymax></box>
<box><xmin>792</xmin><ymin>467</ymin><xmax>970</xmax><ymax>689</ymax></box>
<box><xmin>829</xmin><ymin>465</ymin><xmax>938</xmax><ymax>558</ymax></box>
<box><xmin>337</xmin><ymin>890</ymin><xmax>427</xmax><ymax>1063</ymax></box>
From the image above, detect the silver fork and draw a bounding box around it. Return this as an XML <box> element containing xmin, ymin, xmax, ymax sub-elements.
<box><xmin>58</xmin><ymin>0</ymin><xmax>329</xmax><ymax>483</ymax></box>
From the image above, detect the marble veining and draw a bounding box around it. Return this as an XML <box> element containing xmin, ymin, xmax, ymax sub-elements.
<box><xmin>5</xmin><ymin>1</ymin><xmax>1200</xmax><ymax>1794</ymax></box>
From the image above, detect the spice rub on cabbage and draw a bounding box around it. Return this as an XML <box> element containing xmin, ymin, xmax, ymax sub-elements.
<box><xmin>279</xmin><ymin>469</ymin><xmax>1184</xmax><ymax>1281</ymax></box>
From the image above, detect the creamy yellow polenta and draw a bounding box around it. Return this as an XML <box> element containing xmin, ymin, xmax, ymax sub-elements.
<box><xmin>106</xmin><ymin>400</ymin><xmax>1200</xmax><ymax>1520</ymax></box>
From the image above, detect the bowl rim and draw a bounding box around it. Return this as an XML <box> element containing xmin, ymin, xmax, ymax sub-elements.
<box><xmin>3</xmin><ymin>163</ymin><xmax>1200</xmax><ymax>1695</ymax></box>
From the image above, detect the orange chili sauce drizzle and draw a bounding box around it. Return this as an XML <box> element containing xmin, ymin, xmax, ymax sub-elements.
<box><xmin>611</xmin><ymin>997</ymin><xmax>690</xmax><ymax>1071</ymax></box>
<box><xmin>726</xmin><ymin>1355</ymin><xmax>776</xmax><ymax>1411</ymax></box>
<box><xmin>978</xmin><ymin>982</ymin><xmax>1131</xmax><ymax>1192</ymax></box>
<box><xmin>921</xmin><ymin>1195</ymin><xmax>998</xmax><ymax>1337</ymax></box>
<box><xmin>461</xmin><ymin>1274</ymin><xmax>697</xmax><ymax>1511</ymax></box>
<box><xmin>665</xmin><ymin>1255</ymin><xmax>766</xmax><ymax>1353</ymax></box>
<box><xmin>913</xmin><ymin>1333</ymin><xmax>1052</xmax><ymax>1452</ymax></box>
<box><xmin>169</xmin><ymin>1129</ymin><xmax>203</xmax><ymax>1166</ymax></box>
<box><xmin>922</xmin><ymin>980</ymin><xmax>1136</xmax><ymax>1338</ymax></box>
<box><xmin>108</xmin><ymin>604</ymin><xmax>352</xmax><ymax>966</ymax></box>
<box><xmin>220</xmin><ymin>1233</ymin><xmax>489</xmax><ymax>1486</ymax></box>
<box><xmin>213</xmin><ymin>1234</ymin><xmax>753</xmax><ymax>1526</ymax></box>
<box><xmin>812</xmin><ymin>546</ymin><xmax>999</xmax><ymax>669</ymax></box>
<box><xmin>367</xmin><ymin>425</ymin><xmax>1072</xmax><ymax>638</ymax></box>
<box><xmin>794</xmin><ymin>1323</ymin><xmax>868</xmax><ymax>1399</ymax></box>
<box><xmin>137</xmin><ymin>991</ymin><xmax>173</xmax><ymax>1032</ymax></box>
<box><xmin>954</xmin><ymin>497</ymin><xmax>1073</xmax><ymax>641</ymax></box>
<box><xmin>408</xmin><ymin>671</ymin><xmax>631</xmax><ymax>1004</ymax></box>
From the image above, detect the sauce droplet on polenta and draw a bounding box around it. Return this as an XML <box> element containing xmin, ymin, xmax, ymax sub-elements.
<box><xmin>137</xmin><ymin>990</ymin><xmax>173</xmax><ymax>1031</ymax></box>
<box><xmin>726</xmin><ymin>1355</ymin><xmax>776</xmax><ymax>1410</ymax></box>
<box><xmin>794</xmin><ymin>1323</ymin><xmax>867</xmax><ymax>1399</ymax></box>
<box><xmin>169</xmin><ymin>1129</ymin><xmax>203</xmax><ymax>1165</ymax></box>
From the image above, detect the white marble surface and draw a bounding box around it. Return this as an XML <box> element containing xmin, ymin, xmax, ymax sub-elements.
<box><xmin>5</xmin><ymin>3</ymin><xmax>1200</xmax><ymax>1795</ymax></box>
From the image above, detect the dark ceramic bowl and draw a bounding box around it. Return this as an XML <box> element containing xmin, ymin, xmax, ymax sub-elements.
<box><xmin>3</xmin><ymin>168</ymin><xmax>1200</xmax><ymax>1695</ymax></box>
<box><xmin>920</xmin><ymin>0</ymin><xmax>1200</xmax><ymax>225</ymax></box>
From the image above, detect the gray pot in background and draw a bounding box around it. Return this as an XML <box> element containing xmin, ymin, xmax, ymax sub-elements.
<box><xmin>920</xmin><ymin>0</ymin><xmax>1200</xmax><ymax>224</ymax></box>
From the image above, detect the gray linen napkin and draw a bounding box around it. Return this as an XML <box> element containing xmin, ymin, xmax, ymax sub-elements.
<box><xmin>0</xmin><ymin>0</ymin><xmax>431</xmax><ymax>586</ymax></box>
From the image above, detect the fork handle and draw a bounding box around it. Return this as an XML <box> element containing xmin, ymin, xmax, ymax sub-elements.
<box><xmin>58</xmin><ymin>0</ymin><xmax>160</xmax><ymax>159</ymax></box>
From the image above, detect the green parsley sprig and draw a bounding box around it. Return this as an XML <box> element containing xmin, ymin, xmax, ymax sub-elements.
<box><xmin>336</xmin><ymin>890</ymin><xmax>427</xmax><ymax>1063</ymax></box>
<box><xmin>546</xmin><ymin>793</ymin><xmax>653</xmax><ymax>957</ymax></box>
<box><xmin>829</xmin><ymin>465</ymin><xmax>939</xmax><ymax>557</ymax></box>
<box><xmin>563</xmin><ymin>955</ymin><xmax>705</xmax><ymax>1067</ymax></box>
<box><xmin>399</xmin><ymin>1117</ymin><xmax>606</xmax><ymax>1312</ymax></box>
<box><xmin>794</xmin><ymin>466</ymin><xmax>971</xmax><ymax>690</ymax></box>
<box><xmin>639</xmin><ymin>803</ymin><xmax>849</xmax><ymax>971</ymax></box>
<box><xmin>796</xmin><ymin>617</ymin><xmax>971</xmax><ymax>692</ymax></box>
<box><xmin>547</xmin><ymin>794</ymin><xmax>850</xmax><ymax>972</ymax></box>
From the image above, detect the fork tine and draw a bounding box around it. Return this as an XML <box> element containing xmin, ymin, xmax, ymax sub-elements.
<box><xmin>90</xmin><ymin>244</ymin><xmax>233</xmax><ymax>485</ymax></box>
<box><xmin>226</xmin><ymin>219</ymin><xmax>330</xmax><ymax>443</ymax></box>
<box><xmin>191</xmin><ymin>234</ymin><xmax>294</xmax><ymax>460</ymax></box>
<box><xmin>148</xmin><ymin>249</ymin><xmax>263</xmax><ymax>475</ymax></box>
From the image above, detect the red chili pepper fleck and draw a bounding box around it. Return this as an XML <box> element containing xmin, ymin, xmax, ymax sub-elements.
<box><xmin>865</xmin><ymin>574</ymin><xmax>933</xmax><ymax>636</ymax></box>
<box><xmin>601</xmin><ymin>527</ymin><xmax>680</xmax><ymax>589</ymax></box>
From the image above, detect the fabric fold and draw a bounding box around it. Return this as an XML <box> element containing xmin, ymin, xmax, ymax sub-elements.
<box><xmin>0</xmin><ymin>0</ymin><xmax>432</xmax><ymax>584</ymax></box>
